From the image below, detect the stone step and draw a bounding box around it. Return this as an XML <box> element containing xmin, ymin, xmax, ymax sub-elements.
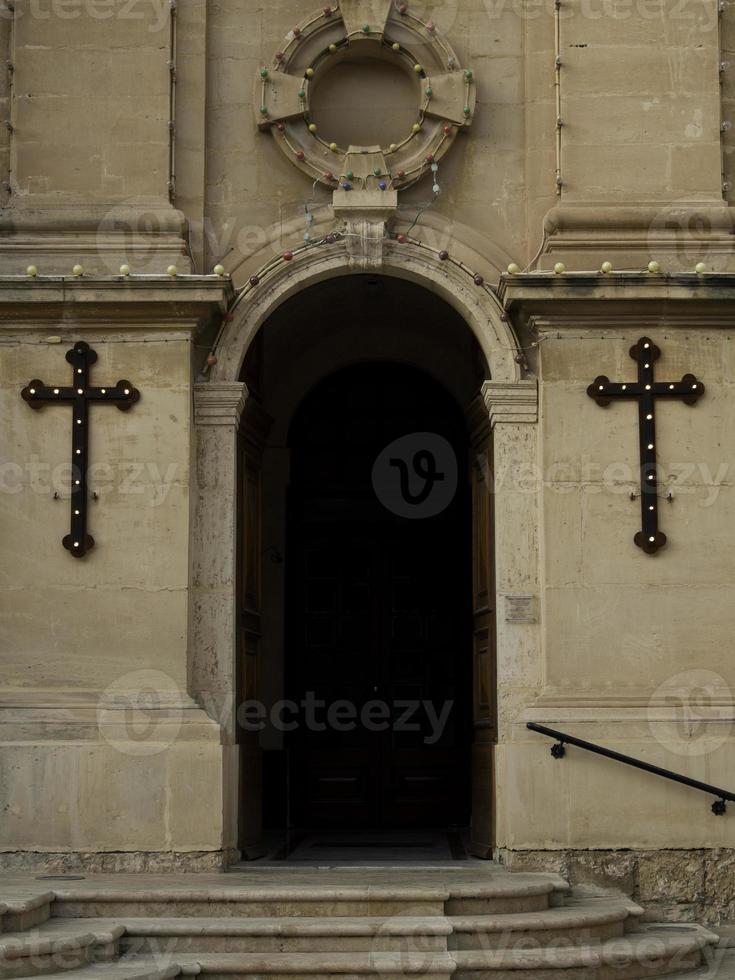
<box><xmin>449</xmin><ymin>895</ymin><xmax>645</xmax><ymax>948</ymax></box>
<box><xmin>0</xmin><ymin>921</ymin><xmax>719</xmax><ymax>980</ymax></box>
<box><xmin>659</xmin><ymin>947</ymin><xmax>735</xmax><ymax>977</ymax></box>
<box><xmin>451</xmin><ymin>925</ymin><xmax>718</xmax><ymax>979</ymax></box>
<box><xmin>50</xmin><ymin>875</ymin><xmax>569</xmax><ymax>920</ymax></box>
<box><xmin>12</xmin><ymin>962</ymin><xmax>181</xmax><ymax>980</ymax></box>
<box><xmin>0</xmin><ymin>920</ymin><xmax>123</xmax><ymax>979</ymax></box>
<box><xmin>109</xmin><ymin>915</ymin><xmax>451</xmax><ymax>954</ymax></box>
<box><xmin>444</xmin><ymin>877</ymin><xmax>569</xmax><ymax>916</ymax></box>
<box><xmin>73</xmin><ymin>897</ymin><xmax>643</xmax><ymax>956</ymax></box>
<box><xmin>159</xmin><ymin>950</ymin><xmax>457</xmax><ymax>978</ymax></box>
<box><xmin>0</xmin><ymin>896</ymin><xmax>53</xmax><ymax>934</ymax></box>
<box><xmin>106</xmin><ymin>925</ymin><xmax>716</xmax><ymax>980</ymax></box>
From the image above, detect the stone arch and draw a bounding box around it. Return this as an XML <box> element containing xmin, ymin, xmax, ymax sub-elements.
<box><xmin>193</xmin><ymin>225</ymin><xmax>538</xmax><ymax>859</ymax></box>
<box><xmin>210</xmin><ymin>233</ymin><xmax>523</xmax><ymax>385</ymax></box>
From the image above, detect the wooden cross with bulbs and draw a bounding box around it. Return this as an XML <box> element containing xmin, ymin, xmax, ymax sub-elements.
<box><xmin>587</xmin><ymin>337</ymin><xmax>704</xmax><ymax>554</ymax></box>
<box><xmin>22</xmin><ymin>342</ymin><xmax>140</xmax><ymax>558</ymax></box>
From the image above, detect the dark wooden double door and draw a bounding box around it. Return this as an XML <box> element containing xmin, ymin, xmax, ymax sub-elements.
<box><xmin>286</xmin><ymin>364</ymin><xmax>473</xmax><ymax>830</ymax></box>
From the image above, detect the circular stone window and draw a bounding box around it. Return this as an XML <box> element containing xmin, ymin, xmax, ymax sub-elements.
<box><xmin>254</xmin><ymin>5</ymin><xmax>476</xmax><ymax>192</ymax></box>
<box><xmin>309</xmin><ymin>58</ymin><xmax>419</xmax><ymax>149</ymax></box>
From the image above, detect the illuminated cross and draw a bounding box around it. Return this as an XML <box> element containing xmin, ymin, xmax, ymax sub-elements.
<box><xmin>22</xmin><ymin>341</ymin><xmax>140</xmax><ymax>558</ymax></box>
<box><xmin>587</xmin><ymin>336</ymin><xmax>704</xmax><ymax>554</ymax></box>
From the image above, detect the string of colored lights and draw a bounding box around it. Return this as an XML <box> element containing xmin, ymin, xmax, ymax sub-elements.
<box><xmin>9</xmin><ymin>260</ymin><xmax>724</xmax><ymax>372</ymax></box>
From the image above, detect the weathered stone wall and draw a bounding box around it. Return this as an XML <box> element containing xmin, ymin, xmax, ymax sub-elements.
<box><xmin>11</xmin><ymin>0</ymin><xmax>170</xmax><ymax>206</ymax></box>
<box><xmin>493</xmin><ymin>283</ymin><xmax>735</xmax><ymax>865</ymax></box>
<box><xmin>560</xmin><ymin>2</ymin><xmax>722</xmax><ymax>203</ymax></box>
<box><xmin>0</xmin><ymin>0</ymin><xmax>188</xmax><ymax>274</ymax></box>
<box><xmin>502</xmin><ymin>848</ymin><xmax>735</xmax><ymax>926</ymax></box>
<box><xmin>1</xmin><ymin>330</ymin><xmax>191</xmax><ymax>690</ymax></box>
<box><xmin>0</xmin><ymin>15</ymin><xmax>10</xmax><ymax>208</ymax></box>
<box><xmin>0</xmin><ymin>0</ymin><xmax>734</xmax><ymax>871</ymax></box>
<box><xmin>0</xmin><ymin>283</ymin><xmax>231</xmax><ymax>862</ymax></box>
<box><xmin>539</xmin><ymin>327</ymin><xmax>734</xmax><ymax>698</ymax></box>
<box><xmin>200</xmin><ymin>0</ymin><xmax>528</xmax><ymax>274</ymax></box>
<box><xmin>721</xmin><ymin>3</ymin><xmax>735</xmax><ymax>206</ymax></box>
<box><xmin>0</xmin><ymin>0</ymin><xmax>727</xmax><ymax>272</ymax></box>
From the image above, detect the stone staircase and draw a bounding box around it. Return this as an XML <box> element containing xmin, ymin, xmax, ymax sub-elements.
<box><xmin>0</xmin><ymin>869</ymin><xmax>729</xmax><ymax>980</ymax></box>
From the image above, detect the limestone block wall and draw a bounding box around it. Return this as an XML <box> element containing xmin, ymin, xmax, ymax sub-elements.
<box><xmin>495</xmin><ymin>285</ymin><xmax>735</xmax><ymax>864</ymax></box>
<box><xmin>10</xmin><ymin>0</ymin><xmax>170</xmax><ymax>206</ymax></box>
<box><xmin>0</xmin><ymin>0</ymin><xmax>729</xmax><ymax>273</ymax></box>
<box><xmin>0</xmin><ymin>332</ymin><xmax>191</xmax><ymax>690</ymax></box>
<box><xmin>200</xmin><ymin>0</ymin><xmax>529</xmax><ymax>275</ymax></box>
<box><xmin>540</xmin><ymin>328</ymin><xmax>734</xmax><ymax>705</ymax></box>
<box><xmin>0</xmin><ymin>16</ymin><xmax>10</xmax><ymax>209</ymax></box>
<box><xmin>721</xmin><ymin>2</ymin><xmax>735</xmax><ymax>207</ymax></box>
<box><xmin>559</xmin><ymin>2</ymin><xmax>722</xmax><ymax>203</ymax></box>
<box><xmin>0</xmin><ymin>0</ymin><xmax>189</xmax><ymax>274</ymax></box>
<box><xmin>0</xmin><ymin>284</ymin><xmax>231</xmax><ymax>867</ymax></box>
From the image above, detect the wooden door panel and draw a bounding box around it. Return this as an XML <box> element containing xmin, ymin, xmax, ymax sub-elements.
<box><xmin>467</xmin><ymin>398</ymin><xmax>497</xmax><ymax>856</ymax></box>
<box><xmin>285</xmin><ymin>364</ymin><xmax>474</xmax><ymax>833</ymax></box>
<box><xmin>288</xmin><ymin>516</ymin><xmax>471</xmax><ymax>830</ymax></box>
<box><xmin>238</xmin><ymin>401</ymin><xmax>271</xmax><ymax>858</ymax></box>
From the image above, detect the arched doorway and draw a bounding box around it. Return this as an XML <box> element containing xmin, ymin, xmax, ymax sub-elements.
<box><xmin>285</xmin><ymin>363</ymin><xmax>472</xmax><ymax>831</ymax></box>
<box><xmin>234</xmin><ymin>275</ymin><xmax>498</xmax><ymax>858</ymax></box>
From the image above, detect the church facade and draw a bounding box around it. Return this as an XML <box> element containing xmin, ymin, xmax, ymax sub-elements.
<box><xmin>1</xmin><ymin>0</ymin><xmax>734</xmax><ymax>926</ymax></box>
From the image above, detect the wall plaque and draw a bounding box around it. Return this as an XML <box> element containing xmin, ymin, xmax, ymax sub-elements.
<box><xmin>505</xmin><ymin>594</ymin><xmax>537</xmax><ymax>624</ymax></box>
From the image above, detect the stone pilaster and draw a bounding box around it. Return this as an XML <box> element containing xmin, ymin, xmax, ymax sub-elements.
<box><xmin>190</xmin><ymin>382</ymin><xmax>248</xmax><ymax>743</ymax></box>
<box><xmin>482</xmin><ymin>379</ymin><xmax>541</xmax><ymax>852</ymax></box>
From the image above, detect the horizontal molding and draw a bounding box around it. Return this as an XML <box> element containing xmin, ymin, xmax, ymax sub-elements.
<box><xmin>0</xmin><ymin>278</ymin><xmax>234</xmax><ymax>322</ymax></box>
<box><xmin>0</xmin><ymin>687</ymin><xmax>204</xmax><ymax>711</ymax></box>
<box><xmin>500</xmin><ymin>273</ymin><xmax>735</xmax><ymax>312</ymax></box>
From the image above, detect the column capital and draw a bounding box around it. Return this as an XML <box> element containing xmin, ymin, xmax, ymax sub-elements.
<box><xmin>194</xmin><ymin>382</ymin><xmax>249</xmax><ymax>427</ymax></box>
<box><xmin>482</xmin><ymin>380</ymin><xmax>538</xmax><ymax>427</ymax></box>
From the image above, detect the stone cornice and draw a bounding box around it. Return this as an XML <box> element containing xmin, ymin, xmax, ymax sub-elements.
<box><xmin>482</xmin><ymin>380</ymin><xmax>538</xmax><ymax>427</ymax></box>
<box><xmin>499</xmin><ymin>272</ymin><xmax>735</xmax><ymax>315</ymax></box>
<box><xmin>498</xmin><ymin>275</ymin><xmax>735</xmax><ymax>335</ymax></box>
<box><xmin>0</xmin><ymin>205</ymin><xmax>186</xmax><ymax>235</ymax></box>
<box><xmin>0</xmin><ymin>277</ymin><xmax>234</xmax><ymax>323</ymax></box>
<box><xmin>543</xmin><ymin>203</ymin><xmax>734</xmax><ymax>235</ymax></box>
<box><xmin>194</xmin><ymin>382</ymin><xmax>249</xmax><ymax>427</ymax></box>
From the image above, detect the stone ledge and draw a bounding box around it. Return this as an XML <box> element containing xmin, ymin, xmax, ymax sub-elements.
<box><xmin>499</xmin><ymin>272</ymin><xmax>735</xmax><ymax>312</ymax></box>
<box><xmin>0</xmin><ymin>277</ymin><xmax>234</xmax><ymax>323</ymax></box>
<box><xmin>481</xmin><ymin>380</ymin><xmax>538</xmax><ymax>427</ymax></box>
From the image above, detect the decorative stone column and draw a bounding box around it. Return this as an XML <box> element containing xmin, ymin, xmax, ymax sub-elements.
<box><xmin>191</xmin><ymin>382</ymin><xmax>248</xmax><ymax>741</ymax></box>
<box><xmin>482</xmin><ymin>380</ymin><xmax>540</xmax><ymax>850</ymax></box>
<box><xmin>191</xmin><ymin>383</ymin><xmax>248</xmax><ymax>855</ymax></box>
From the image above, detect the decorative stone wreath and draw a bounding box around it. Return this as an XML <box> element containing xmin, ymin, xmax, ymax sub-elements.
<box><xmin>254</xmin><ymin>1</ymin><xmax>476</xmax><ymax>193</ymax></box>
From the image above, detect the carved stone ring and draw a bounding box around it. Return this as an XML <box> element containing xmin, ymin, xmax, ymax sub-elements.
<box><xmin>254</xmin><ymin>1</ymin><xmax>476</xmax><ymax>195</ymax></box>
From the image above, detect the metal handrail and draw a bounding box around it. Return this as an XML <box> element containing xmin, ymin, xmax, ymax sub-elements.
<box><xmin>527</xmin><ymin>722</ymin><xmax>735</xmax><ymax>815</ymax></box>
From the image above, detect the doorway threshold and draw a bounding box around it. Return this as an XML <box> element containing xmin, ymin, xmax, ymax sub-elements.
<box><xmin>234</xmin><ymin>829</ymin><xmax>484</xmax><ymax>867</ymax></box>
